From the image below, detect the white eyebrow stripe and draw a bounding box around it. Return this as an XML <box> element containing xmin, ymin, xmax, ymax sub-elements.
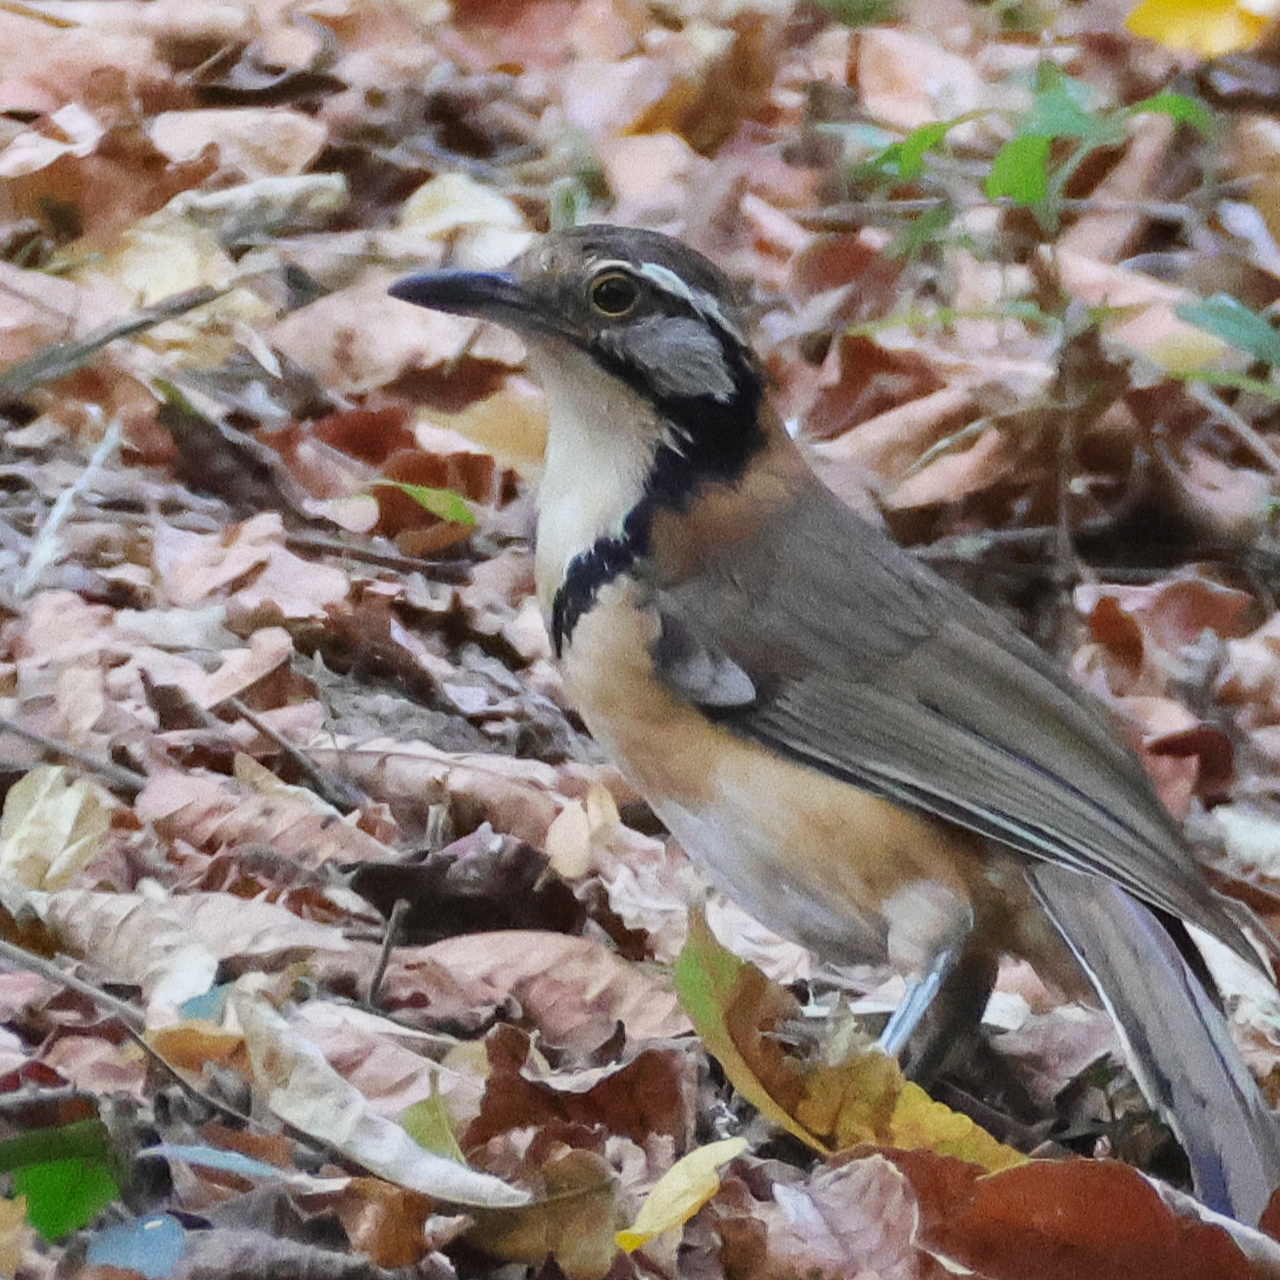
<box><xmin>632</xmin><ymin>262</ymin><xmax>748</xmax><ymax>347</ymax></box>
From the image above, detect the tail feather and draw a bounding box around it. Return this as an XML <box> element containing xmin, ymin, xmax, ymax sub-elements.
<box><xmin>1028</xmin><ymin>863</ymin><xmax>1280</xmax><ymax>1226</ymax></box>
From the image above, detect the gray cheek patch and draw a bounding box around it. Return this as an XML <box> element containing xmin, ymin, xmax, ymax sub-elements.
<box><xmin>609</xmin><ymin>316</ymin><xmax>737</xmax><ymax>403</ymax></box>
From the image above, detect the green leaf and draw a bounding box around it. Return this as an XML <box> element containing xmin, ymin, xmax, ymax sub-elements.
<box><xmin>877</xmin><ymin>121</ymin><xmax>955</xmax><ymax>180</ymax></box>
<box><xmin>1023</xmin><ymin>84</ymin><xmax>1099</xmax><ymax>141</ymax></box>
<box><xmin>401</xmin><ymin>1086</ymin><xmax>467</xmax><ymax>1164</ymax></box>
<box><xmin>374</xmin><ymin>481</ymin><xmax>477</xmax><ymax>525</ymax></box>
<box><xmin>1170</xmin><ymin>368</ymin><xmax>1280</xmax><ymax>404</ymax></box>
<box><xmin>14</xmin><ymin>1157</ymin><xmax>119</xmax><ymax>1240</ymax></box>
<box><xmin>813</xmin><ymin>0</ymin><xmax>898</xmax><ymax>25</ymax></box>
<box><xmin>1177</xmin><ymin>293</ymin><xmax>1280</xmax><ymax>366</ymax></box>
<box><xmin>1127</xmin><ymin>91</ymin><xmax>1215</xmax><ymax>136</ymax></box>
<box><xmin>548</xmin><ymin>175</ymin><xmax>591</xmax><ymax>231</ymax></box>
<box><xmin>985</xmin><ymin>135</ymin><xmax>1051</xmax><ymax>203</ymax></box>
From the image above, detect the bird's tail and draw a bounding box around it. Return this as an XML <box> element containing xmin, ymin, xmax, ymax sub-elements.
<box><xmin>1028</xmin><ymin>862</ymin><xmax>1280</xmax><ymax>1225</ymax></box>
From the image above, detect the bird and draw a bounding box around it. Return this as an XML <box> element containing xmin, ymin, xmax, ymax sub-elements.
<box><xmin>390</xmin><ymin>224</ymin><xmax>1280</xmax><ymax>1224</ymax></box>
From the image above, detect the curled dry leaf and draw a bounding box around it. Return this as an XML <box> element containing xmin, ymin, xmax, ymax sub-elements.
<box><xmin>149</xmin><ymin>109</ymin><xmax>329</xmax><ymax>179</ymax></box>
<box><xmin>397</xmin><ymin>171</ymin><xmax>534</xmax><ymax>271</ymax></box>
<box><xmin>233</xmin><ymin>989</ymin><xmax>530</xmax><ymax>1209</ymax></box>
<box><xmin>152</xmin><ymin>512</ymin><xmax>349</xmax><ymax>620</ymax></box>
<box><xmin>399</xmin><ymin>931</ymin><xmax>692</xmax><ymax>1054</ymax></box>
<box><xmin>463</xmin><ymin>1023</ymin><xmax>696</xmax><ymax>1153</ymax></box>
<box><xmin>28</xmin><ymin>887</ymin><xmax>351</xmax><ymax>1017</ymax></box>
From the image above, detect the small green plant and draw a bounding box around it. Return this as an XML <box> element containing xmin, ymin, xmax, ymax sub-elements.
<box><xmin>984</xmin><ymin>65</ymin><xmax>1213</xmax><ymax>224</ymax></box>
<box><xmin>0</xmin><ymin>1119</ymin><xmax>120</xmax><ymax>1241</ymax></box>
<box><xmin>854</xmin><ymin>62</ymin><xmax>1216</xmax><ymax>236</ymax></box>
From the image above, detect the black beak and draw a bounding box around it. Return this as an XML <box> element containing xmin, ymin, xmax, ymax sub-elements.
<box><xmin>389</xmin><ymin>269</ymin><xmax>540</xmax><ymax>331</ymax></box>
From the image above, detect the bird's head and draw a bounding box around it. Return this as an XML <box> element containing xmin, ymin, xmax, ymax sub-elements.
<box><xmin>390</xmin><ymin>224</ymin><xmax>760</xmax><ymax>413</ymax></box>
<box><xmin>390</xmin><ymin>225</ymin><xmax>771</xmax><ymax>625</ymax></box>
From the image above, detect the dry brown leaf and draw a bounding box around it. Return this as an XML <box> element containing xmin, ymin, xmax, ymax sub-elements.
<box><xmin>596</xmin><ymin>133</ymin><xmax>706</xmax><ymax>227</ymax></box>
<box><xmin>1055</xmin><ymin>250</ymin><xmax>1237</xmax><ymax>372</ymax></box>
<box><xmin>856</xmin><ymin>27</ymin><xmax>1014</xmax><ymax>133</ymax></box>
<box><xmin>135</xmin><ymin>767</ymin><xmax>397</xmax><ymax>867</ymax></box>
<box><xmin>287</xmin><ymin>1000</ymin><xmax>485</xmax><ymax>1126</ymax></box>
<box><xmin>396</xmin><ymin>171</ymin><xmax>533</xmax><ymax>270</ymax></box>
<box><xmin>399</xmin><ymin>931</ymin><xmax>692</xmax><ymax>1053</ymax></box>
<box><xmin>0</xmin><ymin>765</ymin><xmax>114</xmax><ymax>891</ymax></box>
<box><xmin>152</xmin><ymin>512</ymin><xmax>349</xmax><ymax>623</ymax></box>
<box><xmin>234</xmin><ymin>990</ymin><xmax>530</xmax><ymax>1208</ymax></box>
<box><xmin>317</xmin><ymin>1176</ymin><xmax>436</xmax><ymax>1269</ymax></box>
<box><xmin>892</xmin><ymin>1150</ymin><xmax>1275</xmax><ymax>1280</ymax></box>
<box><xmin>465</xmin><ymin>1141</ymin><xmax>618</xmax><ymax>1280</ymax></box>
<box><xmin>713</xmin><ymin>1154</ymin><xmax>924</xmax><ymax>1280</ymax></box>
<box><xmin>29</xmin><ymin>886</ymin><xmax>351</xmax><ymax>1016</ymax></box>
<box><xmin>273</xmin><ymin>273</ymin><xmax>508</xmax><ymax>396</ymax></box>
<box><xmin>1227</xmin><ymin>116</ymin><xmax>1280</xmax><ymax>250</ymax></box>
<box><xmin>0</xmin><ymin>1189</ymin><xmax>39</xmax><ymax>1279</ymax></box>
<box><xmin>464</xmin><ymin>1023</ymin><xmax>696</xmax><ymax>1152</ymax></box>
<box><xmin>41</xmin><ymin>1031</ymin><xmax>149</xmax><ymax>1100</ymax></box>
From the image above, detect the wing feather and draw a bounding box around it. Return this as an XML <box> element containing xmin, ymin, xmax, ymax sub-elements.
<box><xmin>651</xmin><ymin>482</ymin><xmax>1252</xmax><ymax>956</ymax></box>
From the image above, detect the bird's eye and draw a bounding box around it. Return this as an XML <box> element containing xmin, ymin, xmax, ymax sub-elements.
<box><xmin>588</xmin><ymin>271</ymin><xmax>640</xmax><ymax>317</ymax></box>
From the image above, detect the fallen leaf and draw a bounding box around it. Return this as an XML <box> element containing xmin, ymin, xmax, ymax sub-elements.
<box><xmin>233</xmin><ymin>989</ymin><xmax>530</xmax><ymax>1208</ymax></box>
<box><xmin>617</xmin><ymin>1136</ymin><xmax>747</xmax><ymax>1251</ymax></box>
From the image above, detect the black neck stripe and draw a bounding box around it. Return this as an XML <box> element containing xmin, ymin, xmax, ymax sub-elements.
<box><xmin>551</xmin><ymin>528</ymin><xmax>640</xmax><ymax>657</ymax></box>
<box><xmin>550</xmin><ymin>314</ymin><xmax>768</xmax><ymax>655</ymax></box>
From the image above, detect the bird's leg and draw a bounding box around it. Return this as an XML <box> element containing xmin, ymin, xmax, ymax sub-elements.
<box><xmin>891</xmin><ymin>943</ymin><xmax>1000</xmax><ymax>1082</ymax></box>
<box><xmin>876</xmin><ymin>946</ymin><xmax>959</xmax><ymax>1058</ymax></box>
<box><xmin>875</xmin><ymin>881</ymin><xmax>989</xmax><ymax>1077</ymax></box>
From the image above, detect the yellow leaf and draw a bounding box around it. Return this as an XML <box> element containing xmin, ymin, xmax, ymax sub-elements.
<box><xmin>795</xmin><ymin>1050</ymin><xmax>903</xmax><ymax>1147</ymax></box>
<box><xmin>889</xmin><ymin>1080</ymin><xmax>1027</xmax><ymax>1173</ymax></box>
<box><xmin>1126</xmin><ymin>0</ymin><xmax>1269</xmax><ymax>57</ymax></box>
<box><xmin>616</xmin><ymin>1137</ymin><xmax>748</xmax><ymax>1251</ymax></box>
<box><xmin>796</xmin><ymin>1050</ymin><xmax>1027</xmax><ymax>1175</ymax></box>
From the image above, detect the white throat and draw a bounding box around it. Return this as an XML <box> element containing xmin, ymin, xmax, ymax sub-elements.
<box><xmin>526</xmin><ymin>338</ymin><xmax>661</xmax><ymax>613</ymax></box>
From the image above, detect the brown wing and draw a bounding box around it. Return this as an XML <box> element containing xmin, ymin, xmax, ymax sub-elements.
<box><xmin>649</xmin><ymin>478</ymin><xmax>1256</xmax><ymax>960</ymax></box>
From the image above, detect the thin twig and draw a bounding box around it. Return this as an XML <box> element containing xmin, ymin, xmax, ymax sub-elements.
<box><xmin>0</xmin><ymin>715</ymin><xmax>146</xmax><ymax>796</ymax></box>
<box><xmin>366</xmin><ymin>898</ymin><xmax>410</xmax><ymax>1010</ymax></box>
<box><xmin>283</xmin><ymin>530</ymin><xmax>476</xmax><ymax>581</ymax></box>
<box><xmin>797</xmin><ymin>197</ymin><xmax>1202</xmax><ymax>229</ymax></box>
<box><xmin>0</xmin><ymin>935</ymin><xmax>146</xmax><ymax>1031</ymax></box>
<box><xmin>14</xmin><ymin>417</ymin><xmax>122</xmax><ymax>598</ymax></box>
<box><xmin>1188</xmin><ymin>382</ymin><xmax>1280</xmax><ymax>477</ymax></box>
<box><xmin>223</xmin><ymin>696</ymin><xmax>367</xmax><ymax>813</ymax></box>
<box><xmin>0</xmin><ymin>935</ymin><xmax>262</xmax><ymax>1127</ymax></box>
<box><xmin>0</xmin><ymin>286</ymin><xmax>223</xmax><ymax>398</ymax></box>
<box><xmin>0</xmin><ymin>2</ymin><xmax>76</xmax><ymax>28</ymax></box>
